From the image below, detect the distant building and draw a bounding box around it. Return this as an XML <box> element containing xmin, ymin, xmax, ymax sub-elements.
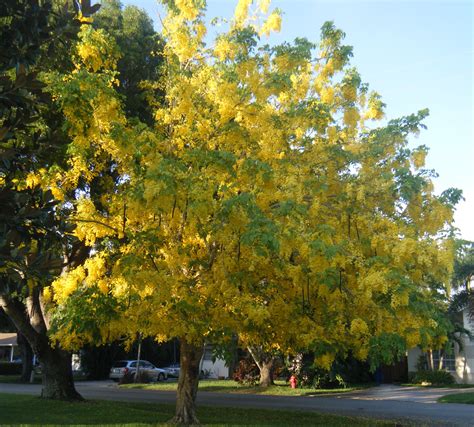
<box><xmin>408</xmin><ymin>308</ymin><xmax>474</xmax><ymax>384</ymax></box>
<box><xmin>0</xmin><ymin>333</ymin><xmax>17</xmax><ymax>362</ymax></box>
<box><xmin>200</xmin><ymin>344</ymin><xmax>231</xmax><ymax>379</ymax></box>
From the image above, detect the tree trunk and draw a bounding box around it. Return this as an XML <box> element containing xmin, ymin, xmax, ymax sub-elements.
<box><xmin>247</xmin><ymin>346</ymin><xmax>275</xmax><ymax>387</ymax></box>
<box><xmin>438</xmin><ymin>350</ymin><xmax>444</xmax><ymax>371</ymax></box>
<box><xmin>170</xmin><ymin>339</ymin><xmax>203</xmax><ymax>425</ymax></box>
<box><xmin>17</xmin><ymin>332</ymin><xmax>34</xmax><ymax>383</ymax></box>
<box><xmin>259</xmin><ymin>359</ymin><xmax>274</xmax><ymax>387</ymax></box>
<box><xmin>39</xmin><ymin>346</ymin><xmax>82</xmax><ymax>400</ymax></box>
<box><xmin>427</xmin><ymin>350</ymin><xmax>434</xmax><ymax>371</ymax></box>
<box><xmin>135</xmin><ymin>334</ymin><xmax>142</xmax><ymax>383</ymax></box>
<box><xmin>0</xmin><ymin>295</ymin><xmax>82</xmax><ymax>400</ymax></box>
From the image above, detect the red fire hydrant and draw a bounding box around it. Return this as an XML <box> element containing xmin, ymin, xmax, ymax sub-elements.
<box><xmin>289</xmin><ymin>375</ymin><xmax>297</xmax><ymax>389</ymax></box>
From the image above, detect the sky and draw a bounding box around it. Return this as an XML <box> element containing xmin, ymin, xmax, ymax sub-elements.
<box><xmin>121</xmin><ymin>0</ymin><xmax>473</xmax><ymax>240</ymax></box>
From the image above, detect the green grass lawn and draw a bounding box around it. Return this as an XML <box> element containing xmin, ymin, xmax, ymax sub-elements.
<box><xmin>121</xmin><ymin>379</ymin><xmax>365</xmax><ymax>396</ymax></box>
<box><xmin>438</xmin><ymin>392</ymin><xmax>474</xmax><ymax>404</ymax></box>
<box><xmin>0</xmin><ymin>392</ymin><xmax>394</xmax><ymax>426</ymax></box>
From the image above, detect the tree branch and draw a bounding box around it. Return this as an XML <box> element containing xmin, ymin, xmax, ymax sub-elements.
<box><xmin>0</xmin><ymin>294</ymin><xmax>40</xmax><ymax>346</ymax></box>
<box><xmin>26</xmin><ymin>287</ymin><xmax>47</xmax><ymax>335</ymax></box>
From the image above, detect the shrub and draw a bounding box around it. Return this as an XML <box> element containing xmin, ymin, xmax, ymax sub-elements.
<box><xmin>119</xmin><ymin>370</ymin><xmax>152</xmax><ymax>384</ymax></box>
<box><xmin>312</xmin><ymin>371</ymin><xmax>347</xmax><ymax>389</ymax></box>
<box><xmin>200</xmin><ymin>369</ymin><xmax>212</xmax><ymax>379</ymax></box>
<box><xmin>0</xmin><ymin>362</ymin><xmax>22</xmax><ymax>375</ymax></box>
<box><xmin>233</xmin><ymin>358</ymin><xmax>259</xmax><ymax>386</ymax></box>
<box><xmin>286</xmin><ymin>352</ymin><xmax>373</xmax><ymax>389</ymax></box>
<box><xmin>332</xmin><ymin>354</ymin><xmax>374</xmax><ymax>384</ymax></box>
<box><xmin>286</xmin><ymin>358</ymin><xmax>347</xmax><ymax>389</ymax></box>
<box><xmin>412</xmin><ymin>370</ymin><xmax>455</xmax><ymax>386</ymax></box>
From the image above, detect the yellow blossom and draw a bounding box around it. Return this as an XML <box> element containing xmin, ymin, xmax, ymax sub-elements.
<box><xmin>343</xmin><ymin>107</ymin><xmax>360</xmax><ymax>127</ymax></box>
<box><xmin>175</xmin><ymin>0</ymin><xmax>200</xmax><ymax>21</ymax></box>
<box><xmin>260</xmin><ymin>10</ymin><xmax>282</xmax><ymax>36</ymax></box>
<box><xmin>315</xmin><ymin>353</ymin><xmax>335</xmax><ymax>370</ymax></box>
<box><xmin>234</xmin><ymin>0</ymin><xmax>252</xmax><ymax>27</ymax></box>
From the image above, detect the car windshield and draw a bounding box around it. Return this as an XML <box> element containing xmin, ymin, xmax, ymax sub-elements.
<box><xmin>112</xmin><ymin>361</ymin><xmax>128</xmax><ymax>368</ymax></box>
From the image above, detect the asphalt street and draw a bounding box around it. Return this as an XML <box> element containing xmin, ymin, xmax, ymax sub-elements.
<box><xmin>0</xmin><ymin>382</ymin><xmax>473</xmax><ymax>426</ymax></box>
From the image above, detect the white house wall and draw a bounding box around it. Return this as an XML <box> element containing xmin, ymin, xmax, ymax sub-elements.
<box><xmin>407</xmin><ymin>308</ymin><xmax>474</xmax><ymax>384</ymax></box>
<box><xmin>200</xmin><ymin>358</ymin><xmax>230</xmax><ymax>379</ymax></box>
<box><xmin>407</xmin><ymin>347</ymin><xmax>423</xmax><ymax>373</ymax></box>
<box><xmin>457</xmin><ymin>309</ymin><xmax>474</xmax><ymax>384</ymax></box>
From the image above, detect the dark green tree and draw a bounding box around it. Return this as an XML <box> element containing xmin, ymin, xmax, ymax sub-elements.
<box><xmin>0</xmin><ymin>0</ymin><xmax>99</xmax><ymax>400</ymax></box>
<box><xmin>93</xmin><ymin>0</ymin><xmax>164</xmax><ymax>124</ymax></box>
<box><xmin>0</xmin><ymin>0</ymin><xmax>164</xmax><ymax>398</ymax></box>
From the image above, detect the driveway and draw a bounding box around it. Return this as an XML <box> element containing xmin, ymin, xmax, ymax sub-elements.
<box><xmin>342</xmin><ymin>384</ymin><xmax>474</xmax><ymax>404</ymax></box>
<box><xmin>0</xmin><ymin>382</ymin><xmax>473</xmax><ymax>426</ymax></box>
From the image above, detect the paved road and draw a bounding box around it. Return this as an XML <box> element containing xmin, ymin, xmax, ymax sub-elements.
<box><xmin>0</xmin><ymin>382</ymin><xmax>473</xmax><ymax>426</ymax></box>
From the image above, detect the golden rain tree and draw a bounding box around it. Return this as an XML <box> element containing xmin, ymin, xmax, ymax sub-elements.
<box><xmin>46</xmin><ymin>0</ymin><xmax>457</xmax><ymax>423</ymax></box>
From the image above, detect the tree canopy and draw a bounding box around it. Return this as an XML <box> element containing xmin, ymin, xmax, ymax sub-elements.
<box><xmin>50</xmin><ymin>0</ymin><xmax>455</xmax><ymax>358</ymax></box>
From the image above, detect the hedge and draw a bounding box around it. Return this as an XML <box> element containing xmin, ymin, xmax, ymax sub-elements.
<box><xmin>0</xmin><ymin>362</ymin><xmax>22</xmax><ymax>375</ymax></box>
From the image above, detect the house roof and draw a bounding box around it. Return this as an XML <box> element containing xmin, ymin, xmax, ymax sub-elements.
<box><xmin>0</xmin><ymin>333</ymin><xmax>17</xmax><ymax>346</ymax></box>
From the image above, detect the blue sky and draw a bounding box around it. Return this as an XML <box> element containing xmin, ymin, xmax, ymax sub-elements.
<box><xmin>122</xmin><ymin>0</ymin><xmax>473</xmax><ymax>240</ymax></box>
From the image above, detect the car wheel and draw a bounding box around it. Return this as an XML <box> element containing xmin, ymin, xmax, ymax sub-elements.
<box><xmin>158</xmin><ymin>373</ymin><xmax>165</xmax><ymax>382</ymax></box>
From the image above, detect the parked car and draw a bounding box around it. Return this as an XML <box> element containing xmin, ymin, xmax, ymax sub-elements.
<box><xmin>163</xmin><ymin>363</ymin><xmax>180</xmax><ymax>378</ymax></box>
<box><xmin>109</xmin><ymin>360</ymin><xmax>168</xmax><ymax>382</ymax></box>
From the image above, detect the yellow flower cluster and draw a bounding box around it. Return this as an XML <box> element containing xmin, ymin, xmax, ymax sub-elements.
<box><xmin>175</xmin><ymin>0</ymin><xmax>200</xmax><ymax>21</ymax></box>
<box><xmin>52</xmin><ymin>266</ymin><xmax>85</xmax><ymax>303</ymax></box>
<box><xmin>341</xmin><ymin>84</ymin><xmax>357</xmax><ymax>102</ymax></box>
<box><xmin>260</xmin><ymin>11</ymin><xmax>282</xmax><ymax>36</ymax></box>
<box><xmin>214</xmin><ymin>38</ymin><xmax>235</xmax><ymax>61</ymax></box>
<box><xmin>259</xmin><ymin>0</ymin><xmax>271</xmax><ymax>13</ymax></box>
<box><xmin>391</xmin><ymin>290</ymin><xmax>409</xmax><ymax>309</ymax></box>
<box><xmin>364</xmin><ymin>92</ymin><xmax>385</xmax><ymax>120</ymax></box>
<box><xmin>25</xmin><ymin>171</ymin><xmax>42</xmax><ymax>188</ymax></box>
<box><xmin>76</xmin><ymin>26</ymin><xmax>119</xmax><ymax>72</ymax></box>
<box><xmin>350</xmin><ymin>318</ymin><xmax>369</xmax><ymax>336</ymax></box>
<box><xmin>320</xmin><ymin>86</ymin><xmax>335</xmax><ymax>104</ymax></box>
<box><xmin>315</xmin><ymin>353</ymin><xmax>335</xmax><ymax>370</ymax></box>
<box><xmin>234</xmin><ymin>0</ymin><xmax>252</xmax><ymax>27</ymax></box>
<box><xmin>412</xmin><ymin>149</ymin><xmax>427</xmax><ymax>169</ymax></box>
<box><xmin>343</xmin><ymin>107</ymin><xmax>360</xmax><ymax>127</ymax></box>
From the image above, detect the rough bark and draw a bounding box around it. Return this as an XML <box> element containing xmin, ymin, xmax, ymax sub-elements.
<box><xmin>259</xmin><ymin>359</ymin><xmax>274</xmax><ymax>387</ymax></box>
<box><xmin>40</xmin><ymin>345</ymin><xmax>82</xmax><ymax>400</ymax></box>
<box><xmin>169</xmin><ymin>339</ymin><xmax>203</xmax><ymax>425</ymax></box>
<box><xmin>0</xmin><ymin>295</ymin><xmax>82</xmax><ymax>400</ymax></box>
<box><xmin>247</xmin><ymin>346</ymin><xmax>275</xmax><ymax>387</ymax></box>
<box><xmin>17</xmin><ymin>332</ymin><xmax>34</xmax><ymax>382</ymax></box>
